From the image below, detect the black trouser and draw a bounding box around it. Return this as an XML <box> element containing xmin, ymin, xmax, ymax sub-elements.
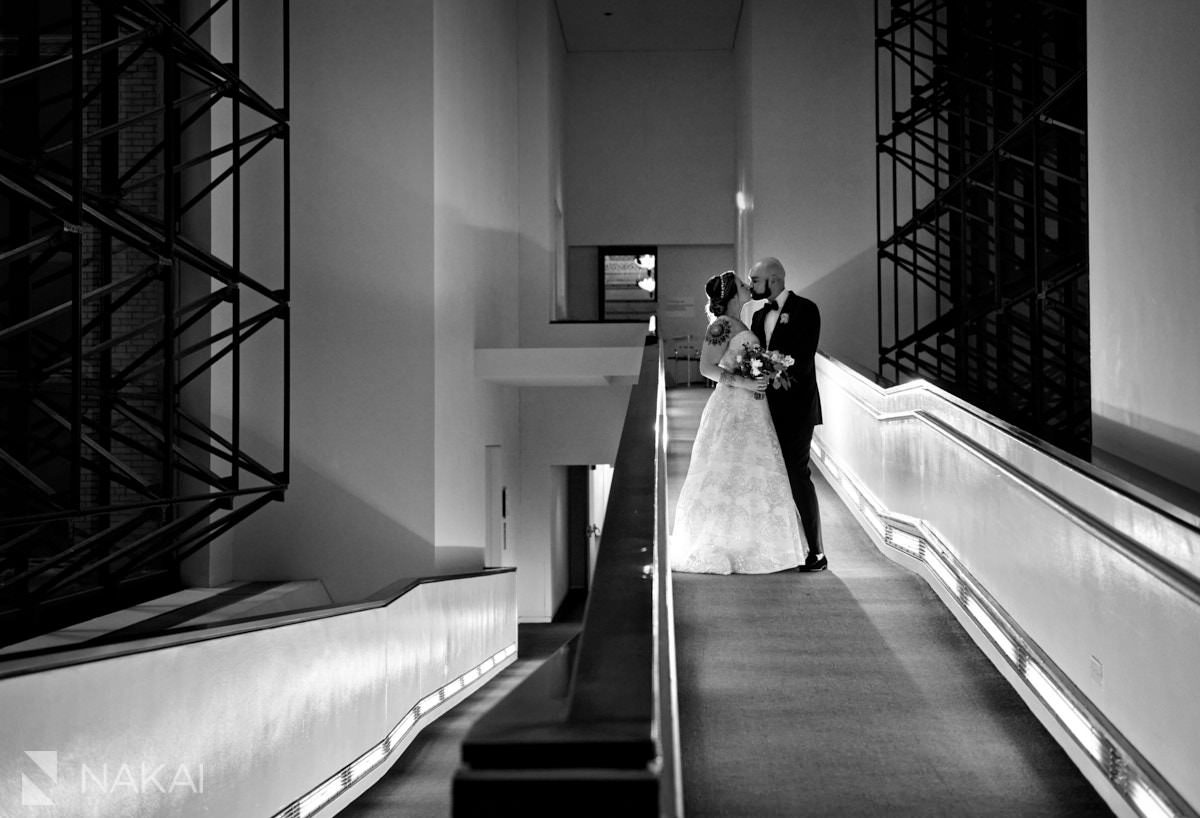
<box><xmin>774</xmin><ymin>417</ymin><xmax>823</xmax><ymax>555</ymax></box>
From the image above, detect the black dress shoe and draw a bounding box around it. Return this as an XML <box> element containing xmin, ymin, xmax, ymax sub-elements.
<box><xmin>797</xmin><ymin>553</ymin><xmax>828</xmax><ymax>572</ymax></box>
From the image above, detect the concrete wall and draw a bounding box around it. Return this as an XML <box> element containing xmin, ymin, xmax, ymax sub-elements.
<box><xmin>736</xmin><ymin>0</ymin><xmax>877</xmax><ymax>372</ymax></box>
<box><xmin>1088</xmin><ymin>1</ymin><xmax>1200</xmax><ymax>492</ymax></box>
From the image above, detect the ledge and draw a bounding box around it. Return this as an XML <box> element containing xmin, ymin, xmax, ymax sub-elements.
<box><xmin>474</xmin><ymin>346</ymin><xmax>645</xmax><ymax>387</ymax></box>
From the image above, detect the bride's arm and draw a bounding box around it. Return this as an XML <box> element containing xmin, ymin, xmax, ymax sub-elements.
<box><xmin>698</xmin><ymin>319</ymin><xmax>759</xmax><ymax>390</ymax></box>
<box><xmin>697</xmin><ymin>319</ymin><xmax>731</xmax><ymax>383</ymax></box>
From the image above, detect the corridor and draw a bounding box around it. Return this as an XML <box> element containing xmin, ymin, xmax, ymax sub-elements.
<box><xmin>340</xmin><ymin>385</ymin><xmax>1115</xmax><ymax>817</ymax></box>
<box><xmin>666</xmin><ymin>386</ymin><xmax>1110</xmax><ymax>816</ymax></box>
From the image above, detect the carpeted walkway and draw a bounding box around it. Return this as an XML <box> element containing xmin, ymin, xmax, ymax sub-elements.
<box><xmin>667</xmin><ymin>386</ymin><xmax>1111</xmax><ymax>817</ymax></box>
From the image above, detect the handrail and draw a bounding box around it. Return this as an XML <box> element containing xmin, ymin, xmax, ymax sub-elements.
<box><xmin>0</xmin><ymin>567</ymin><xmax>515</xmax><ymax>679</ymax></box>
<box><xmin>913</xmin><ymin>411</ymin><xmax>1200</xmax><ymax>607</ymax></box>
<box><xmin>820</xmin><ymin>354</ymin><xmax>1200</xmax><ymax>605</ymax></box>
<box><xmin>454</xmin><ymin>335</ymin><xmax>679</xmax><ymax>816</ymax></box>
<box><xmin>822</xmin><ymin>352</ymin><xmax>1200</xmax><ymax>533</ymax></box>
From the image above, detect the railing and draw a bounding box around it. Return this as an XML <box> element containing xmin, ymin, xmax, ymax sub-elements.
<box><xmin>812</xmin><ymin>352</ymin><xmax>1200</xmax><ymax>818</ymax></box>
<box><xmin>454</xmin><ymin>336</ymin><xmax>681</xmax><ymax>817</ymax></box>
<box><xmin>0</xmin><ymin>568</ymin><xmax>516</xmax><ymax>817</ymax></box>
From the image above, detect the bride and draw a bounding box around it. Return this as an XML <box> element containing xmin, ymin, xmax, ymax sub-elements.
<box><xmin>670</xmin><ymin>270</ymin><xmax>808</xmax><ymax>574</ymax></box>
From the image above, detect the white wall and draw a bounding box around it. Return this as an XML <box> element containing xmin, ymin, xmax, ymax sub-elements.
<box><xmin>246</xmin><ymin>0</ymin><xmax>529</xmax><ymax>596</ymax></box>
<box><xmin>229</xmin><ymin>0</ymin><xmax>442</xmax><ymax>602</ymax></box>
<box><xmin>734</xmin><ymin>0</ymin><xmax>755</xmax><ymax>280</ymax></box>
<box><xmin>517</xmin><ymin>2</ymin><xmax>641</xmax><ymax>350</ymax></box>
<box><xmin>564</xmin><ymin>51</ymin><xmax>736</xmax><ymax>248</ymax></box>
<box><xmin>516</xmin><ymin>386</ymin><xmax>631</xmax><ymax>620</ymax></box>
<box><xmin>517</xmin><ymin>0</ymin><xmax>566</xmax><ymax>343</ymax></box>
<box><xmin>211</xmin><ymin>0</ymin><xmax>638</xmax><ymax>620</ymax></box>
<box><xmin>432</xmin><ymin>0</ymin><xmax>522</xmax><ymax>570</ymax></box>
<box><xmin>655</xmin><ymin>244</ymin><xmax>736</xmax><ymax>376</ymax></box>
<box><xmin>0</xmin><ymin>574</ymin><xmax>516</xmax><ymax>817</ymax></box>
<box><xmin>737</xmin><ymin>0</ymin><xmax>877</xmax><ymax>372</ymax></box>
<box><xmin>1088</xmin><ymin>1</ymin><xmax>1200</xmax><ymax>492</ymax></box>
<box><xmin>509</xmin><ymin>1</ymin><xmax>652</xmax><ymax>619</ymax></box>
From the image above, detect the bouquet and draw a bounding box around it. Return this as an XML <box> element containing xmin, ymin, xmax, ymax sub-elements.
<box><xmin>731</xmin><ymin>341</ymin><xmax>794</xmax><ymax>399</ymax></box>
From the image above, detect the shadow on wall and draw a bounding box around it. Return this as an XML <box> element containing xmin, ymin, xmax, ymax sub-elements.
<box><xmin>232</xmin><ymin>445</ymin><xmax>438</xmax><ymax>605</ymax></box>
<box><xmin>796</xmin><ymin>247</ymin><xmax>877</xmax><ymax>374</ymax></box>
<box><xmin>1092</xmin><ymin>413</ymin><xmax>1200</xmax><ymax>514</ymax></box>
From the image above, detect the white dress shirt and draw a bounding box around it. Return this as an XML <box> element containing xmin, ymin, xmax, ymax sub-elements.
<box><xmin>739</xmin><ymin>298</ymin><xmax>766</xmax><ymax>328</ymax></box>
<box><xmin>764</xmin><ymin>289</ymin><xmax>791</xmax><ymax>346</ymax></box>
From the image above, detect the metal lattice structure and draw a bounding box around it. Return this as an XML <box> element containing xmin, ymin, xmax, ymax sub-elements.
<box><xmin>0</xmin><ymin>0</ymin><xmax>289</xmax><ymax>641</ymax></box>
<box><xmin>876</xmin><ymin>0</ymin><xmax>1089</xmax><ymax>454</ymax></box>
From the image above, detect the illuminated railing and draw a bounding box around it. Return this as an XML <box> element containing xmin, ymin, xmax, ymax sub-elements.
<box><xmin>813</xmin><ymin>353</ymin><xmax>1200</xmax><ymax>818</ymax></box>
<box><xmin>276</xmin><ymin>640</ymin><xmax>518</xmax><ymax>818</ymax></box>
<box><xmin>0</xmin><ymin>569</ymin><xmax>516</xmax><ymax>817</ymax></box>
<box><xmin>454</xmin><ymin>336</ymin><xmax>681</xmax><ymax>817</ymax></box>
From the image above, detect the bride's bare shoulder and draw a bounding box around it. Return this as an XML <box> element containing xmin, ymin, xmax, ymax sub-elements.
<box><xmin>704</xmin><ymin>316</ymin><xmax>751</xmax><ymax>347</ymax></box>
<box><xmin>703</xmin><ymin>316</ymin><xmax>737</xmax><ymax>346</ymax></box>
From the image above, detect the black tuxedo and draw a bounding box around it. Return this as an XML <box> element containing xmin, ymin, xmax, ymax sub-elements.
<box><xmin>752</xmin><ymin>292</ymin><xmax>823</xmax><ymax>554</ymax></box>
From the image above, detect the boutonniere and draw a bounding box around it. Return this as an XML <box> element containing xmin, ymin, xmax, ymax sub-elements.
<box><xmin>779</xmin><ymin>313</ymin><xmax>790</xmax><ymax>325</ymax></box>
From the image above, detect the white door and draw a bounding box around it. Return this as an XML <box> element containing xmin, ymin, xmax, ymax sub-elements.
<box><xmin>485</xmin><ymin>445</ymin><xmax>506</xmax><ymax>567</ymax></box>
<box><xmin>587</xmin><ymin>464</ymin><xmax>614</xmax><ymax>581</ymax></box>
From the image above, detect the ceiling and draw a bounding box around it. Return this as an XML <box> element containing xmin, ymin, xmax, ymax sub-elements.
<box><xmin>554</xmin><ymin>0</ymin><xmax>745</xmax><ymax>53</ymax></box>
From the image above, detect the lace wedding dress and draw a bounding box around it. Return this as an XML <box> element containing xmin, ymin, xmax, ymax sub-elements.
<box><xmin>670</xmin><ymin>329</ymin><xmax>808</xmax><ymax>574</ymax></box>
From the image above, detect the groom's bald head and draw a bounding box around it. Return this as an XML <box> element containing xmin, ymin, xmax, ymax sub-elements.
<box><xmin>748</xmin><ymin>257</ymin><xmax>787</xmax><ymax>299</ymax></box>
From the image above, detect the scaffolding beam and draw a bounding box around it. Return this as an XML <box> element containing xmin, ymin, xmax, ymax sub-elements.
<box><xmin>876</xmin><ymin>0</ymin><xmax>1089</xmax><ymax>455</ymax></box>
<box><xmin>0</xmin><ymin>0</ymin><xmax>290</xmax><ymax>641</ymax></box>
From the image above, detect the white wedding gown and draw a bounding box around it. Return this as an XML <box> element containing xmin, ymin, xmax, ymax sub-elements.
<box><xmin>670</xmin><ymin>329</ymin><xmax>808</xmax><ymax>574</ymax></box>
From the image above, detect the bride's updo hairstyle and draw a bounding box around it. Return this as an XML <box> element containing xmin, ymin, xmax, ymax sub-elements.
<box><xmin>705</xmin><ymin>270</ymin><xmax>739</xmax><ymax>318</ymax></box>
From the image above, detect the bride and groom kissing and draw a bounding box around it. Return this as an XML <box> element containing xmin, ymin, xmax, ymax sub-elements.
<box><xmin>670</xmin><ymin>257</ymin><xmax>827</xmax><ymax>575</ymax></box>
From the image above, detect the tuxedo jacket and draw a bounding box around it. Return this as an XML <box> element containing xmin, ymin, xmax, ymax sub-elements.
<box><xmin>752</xmin><ymin>293</ymin><xmax>823</xmax><ymax>426</ymax></box>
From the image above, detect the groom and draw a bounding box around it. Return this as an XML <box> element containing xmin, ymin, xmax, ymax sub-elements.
<box><xmin>746</xmin><ymin>257</ymin><xmax>826</xmax><ymax>571</ymax></box>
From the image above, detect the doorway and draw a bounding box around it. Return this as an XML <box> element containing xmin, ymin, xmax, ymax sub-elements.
<box><xmin>563</xmin><ymin>464</ymin><xmax>613</xmax><ymax>620</ymax></box>
<box><xmin>485</xmin><ymin>445</ymin><xmax>506</xmax><ymax>567</ymax></box>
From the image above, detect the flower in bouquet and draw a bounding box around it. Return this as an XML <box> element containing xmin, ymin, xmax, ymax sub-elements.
<box><xmin>732</xmin><ymin>341</ymin><xmax>795</xmax><ymax>399</ymax></box>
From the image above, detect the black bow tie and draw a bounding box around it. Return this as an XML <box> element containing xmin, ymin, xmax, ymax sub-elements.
<box><xmin>763</xmin><ymin>299</ymin><xmax>779</xmax><ymax>312</ymax></box>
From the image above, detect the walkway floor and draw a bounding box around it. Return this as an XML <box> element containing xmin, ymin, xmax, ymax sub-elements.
<box><xmin>667</xmin><ymin>386</ymin><xmax>1111</xmax><ymax>817</ymax></box>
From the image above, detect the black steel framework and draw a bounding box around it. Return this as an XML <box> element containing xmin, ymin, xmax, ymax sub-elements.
<box><xmin>875</xmin><ymin>0</ymin><xmax>1089</xmax><ymax>454</ymax></box>
<box><xmin>0</xmin><ymin>0</ymin><xmax>289</xmax><ymax>641</ymax></box>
